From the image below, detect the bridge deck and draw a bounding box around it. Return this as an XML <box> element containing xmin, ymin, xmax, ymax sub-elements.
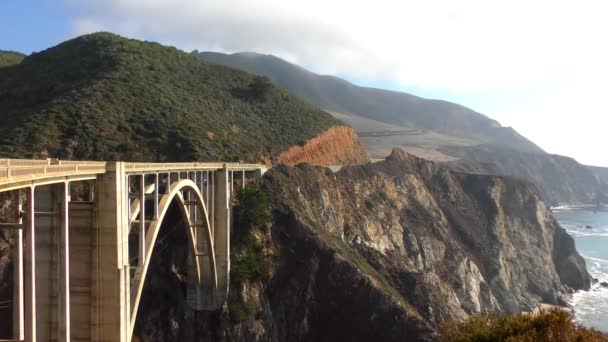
<box><xmin>0</xmin><ymin>158</ymin><xmax>267</xmax><ymax>191</ymax></box>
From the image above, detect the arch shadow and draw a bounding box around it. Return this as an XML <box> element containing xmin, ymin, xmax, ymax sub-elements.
<box><xmin>128</xmin><ymin>179</ymin><xmax>218</xmax><ymax>340</ymax></box>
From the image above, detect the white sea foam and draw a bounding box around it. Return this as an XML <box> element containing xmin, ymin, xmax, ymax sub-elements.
<box><xmin>563</xmin><ymin>228</ymin><xmax>608</xmax><ymax>237</ymax></box>
<box><xmin>569</xmin><ymin>282</ymin><xmax>608</xmax><ymax>331</ymax></box>
<box><xmin>551</xmin><ymin>204</ymin><xmax>605</xmax><ymax>211</ymax></box>
<box><xmin>582</xmin><ymin>255</ymin><xmax>608</xmax><ymax>264</ymax></box>
<box><xmin>556</xmin><ymin>209</ymin><xmax>608</xmax><ymax>332</ymax></box>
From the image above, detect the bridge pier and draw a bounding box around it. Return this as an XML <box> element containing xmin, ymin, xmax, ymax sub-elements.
<box><xmin>24</xmin><ymin>187</ymin><xmax>35</xmax><ymax>342</ymax></box>
<box><xmin>11</xmin><ymin>191</ymin><xmax>24</xmax><ymax>341</ymax></box>
<box><xmin>214</xmin><ymin>166</ymin><xmax>230</xmax><ymax>305</ymax></box>
<box><xmin>91</xmin><ymin>162</ymin><xmax>129</xmax><ymax>342</ymax></box>
<box><xmin>69</xmin><ymin>200</ymin><xmax>94</xmax><ymax>341</ymax></box>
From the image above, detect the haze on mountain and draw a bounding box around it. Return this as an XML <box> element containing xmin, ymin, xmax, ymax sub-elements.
<box><xmin>196</xmin><ymin>51</ymin><xmax>543</xmax><ymax>156</ymax></box>
<box><xmin>195</xmin><ymin>51</ymin><xmax>608</xmax><ymax>206</ymax></box>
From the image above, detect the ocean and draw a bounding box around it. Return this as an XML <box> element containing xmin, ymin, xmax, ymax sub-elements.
<box><xmin>553</xmin><ymin>206</ymin><xmax>608</xmax><ymax>332</ymax></box>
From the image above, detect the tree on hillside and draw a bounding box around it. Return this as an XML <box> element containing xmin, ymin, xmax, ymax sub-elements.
<box><xmin>249</xmin><ymin>76</ymin><xmax>273</xmax><ymax>100</ymax></box>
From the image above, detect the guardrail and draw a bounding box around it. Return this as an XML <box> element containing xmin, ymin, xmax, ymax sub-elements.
<box><xmin>0</xmin><ymin>159</ymin><xmax>267</xmax><ymax>190</ymax></box>
<box><xmin>0</xmin><ymin>162</ymin><xmax>108</xmax><ymax>191</ymax></box>
<box><xmin>124</xmin><ymin>162</ymin><xmax>267</xmax><ymax>173</ymax></box>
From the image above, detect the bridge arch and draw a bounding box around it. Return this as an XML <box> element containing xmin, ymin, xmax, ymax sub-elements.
<box><xmin>128</xmin><ymin>179</ymin><xmax>218</xmax><ymax>340</ymax></box>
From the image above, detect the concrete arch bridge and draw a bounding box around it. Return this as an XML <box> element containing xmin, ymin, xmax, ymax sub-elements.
<box><xmin>0</xmin><ymin>158</ymin><xmax>267</xmax><ymax>342</ymax></box>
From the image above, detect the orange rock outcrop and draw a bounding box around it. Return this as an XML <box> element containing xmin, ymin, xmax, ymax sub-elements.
<box><xmin>277</xmin><ymin>125</ymin><xmax>369</xmax><ymax>166</ymax></box>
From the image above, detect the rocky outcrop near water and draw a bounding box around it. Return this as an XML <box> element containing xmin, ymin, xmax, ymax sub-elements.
<box><xmin>277</xmin><ymin>125</ymin><xmax>369</xmax><ymax>166</ymax></box>
<box><xmin>134</xmin><ymin>149</ymin><xmax>590</xmax><ymax>341</ymax></box>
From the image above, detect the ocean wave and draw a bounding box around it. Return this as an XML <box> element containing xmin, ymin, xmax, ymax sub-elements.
<box><xmin>551</xmin><ymin>204</ymin><xmax>607</xmax><ymax>212</ymax></box>
<box><xmin>582</xmin><ymin>255</ymin><xmax>608</xmax><ymax>264</ymax></box>
<box><xmin>565</xmin><ymin>231</ymin><xmax>608</xmax><ymax>237</ymax></box>
<box><xmin>568</xmin><ymin>282</ymin><xmax>608</xmax><ymax>331</ymax></box>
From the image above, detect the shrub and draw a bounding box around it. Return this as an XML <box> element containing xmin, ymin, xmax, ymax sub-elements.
<box><xmin>249</xmin><ymin>76</ymin><xmax>273</xmax><ymax>100</ymax></box>
<box><xmin>438</xmin><ymin>309</ymin><xmax>608</xmax><ymax>342</ymax></box>
<box><xmin>228</xmin><ymin>300</ymin><xmax>248</xmax><ymax>323</ymax></box>
<box><xmin>231</xmin><ymin>234</ymin><xmax>270</xmax><ymax>284</ymax></box>
<box><xmin>235</xmin><ymin>184</ymin><xmax>271</xmax><ymax>233</ymax></box>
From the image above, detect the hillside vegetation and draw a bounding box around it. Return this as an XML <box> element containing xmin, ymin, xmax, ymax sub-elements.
<box><xmin>0</xmin><ymin>50</ymin><xmax>25</xmax><ymax>68</ymax></box>
<box><xmin>0</xmin><ymin>33</ymin><xmax>340</xmax><ymax>162</ymax></box>
<box><xmin>439</xmin><ymin>309</ymin><xmax>607</xmax><ymax>342</ymax></box>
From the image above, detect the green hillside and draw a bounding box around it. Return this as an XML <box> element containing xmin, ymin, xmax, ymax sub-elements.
<box><xmin>0</xmin><ymin>33</ymin><xmax>340</xmax><ymax>162</ymax></box>
<box><xmin>195</xmin><ymin>51</ymin><xmax>543</xmax><ymax>154</ymax></box>
<box><xmin>0</xmin><ymin>50</ymin><xmax>25</xmax><ymax>68</ymax></box>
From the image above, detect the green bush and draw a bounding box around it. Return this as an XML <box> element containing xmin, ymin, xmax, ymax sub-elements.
<box><xmin>438</xmin><ymin>309</ymin><xmax>608</xmax><ymax>342</ymax></box>
<box><xmin>249</xmin><ymin>76</ymin><xmax>273</xmax><ymax>100</ymax></box>
<box><xmin>231</xmin><ymin>184</ymin><xmax>272</xmax><ymax>285</ymax></box>
<box><xmin>231</xmin><ymin>235</ymin><xmax>270</xmax><ymax>284</ymax></box>
<box><xmin>235</xmin><ymin>184</ymin><xmax>271</xmax><ymax>233</ymax></box>
<box><xmin>228</xmin><ymin>300</ymin><xmax>248</xmax><ymax>323</ymax></box>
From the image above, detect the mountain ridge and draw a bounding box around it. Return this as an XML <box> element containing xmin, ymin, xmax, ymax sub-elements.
<box><xmin>194</xmin><ymin>51</ymin><xmax>544</xmax><ymax>154</ymax></box>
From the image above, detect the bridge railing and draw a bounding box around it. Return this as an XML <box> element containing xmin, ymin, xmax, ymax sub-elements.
<box><xmin>0</xmin><ymin>160</ymin><xmax>108</xmax><ymax>190</ymax></box>
<box><xmin>0</xmin><ymin>158</ymin><xmax>267</xmax><ymax>191</ymax></box>
<box><xmin>124</xmin><ymin>162</ymin><xmax>267</xmax><ymax>173</ymax></box>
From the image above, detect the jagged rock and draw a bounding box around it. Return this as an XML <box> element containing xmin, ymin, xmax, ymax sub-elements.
<box><xmin>132</xmin><ymin>149</ymin><xmax>590</xmax><ymax>341</ymax></box>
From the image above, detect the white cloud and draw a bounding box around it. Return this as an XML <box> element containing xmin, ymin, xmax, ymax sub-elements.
<box><xmin>67</xmin><ymin>0</ymin><xmax>608</xmax><ymax>166</ymax></box>
<box><xmin>72</xmin><ymin>17</ymin><xmax>106</xmax><ymax>36</ymax></box>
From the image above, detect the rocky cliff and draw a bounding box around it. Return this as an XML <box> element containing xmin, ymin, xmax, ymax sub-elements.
<box><xmin>441</xmin><ymin>145</ymin><xmax>608</xmax><ymax>206</ymax></box>
<box><xmin>276</xmin><ymin>125</ymin><xmax>369</xmax><ymax>166</ymax></box>
<box><xmin>133</xmin><ymin>149</ymin><xmax>590</xmax><ymax>341</ymax></box>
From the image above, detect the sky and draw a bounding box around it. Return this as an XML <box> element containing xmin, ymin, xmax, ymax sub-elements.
<box><xmin>1</xmin><ymin>0</ymin><xmax>607</xmax><ymax>166</ymax></box>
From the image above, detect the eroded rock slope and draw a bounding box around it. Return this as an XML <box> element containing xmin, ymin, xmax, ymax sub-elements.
<box><xmin>134</xmin><ymin>149</ymin><xmax>590</xmax><ymax>341</ymax></box>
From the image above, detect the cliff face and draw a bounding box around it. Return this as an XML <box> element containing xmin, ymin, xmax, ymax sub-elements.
<box><xmin>441</xmin><ymin>145</ymin><xmax>607</xmax><ymax>206</ymax></box>
<box><xmin>131</xmin><ymin>149</ymin><xmax>590</xmax><ymax>341</ymax></box>
<box><xmin>277</xmin><ymin>125</ymin><xmax>369</xmax><ymax>166</ymax></box>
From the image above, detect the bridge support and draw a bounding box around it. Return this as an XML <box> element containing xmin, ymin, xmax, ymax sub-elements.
<box><xmin>12</xmin><ymin>191</ymin><xmax>24</xmax><ymax>341</ymax></box>
<box><xmin>214</xmin><ymin>165</ymin><xmax>230</xmax><ymax>304</ymax></box>
<box><xmin>24</xmin><ymin>187</ymin><xmax>35</xmax><ymax>342</ymax></box>
<box><xmin>91</xmin><ymin>162</ymin><xmax>129</xmax><ymax>342</ymax></box>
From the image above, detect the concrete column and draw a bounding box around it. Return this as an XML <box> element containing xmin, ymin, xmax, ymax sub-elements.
<box><xmin>214</xmin><ymin>165</ymin><xmax>230</xmax><ymax>303</ymax></box>
<box><xmin>24</xmin><ymin>187</ymin><xmax>36</xmax><ymax>342</ymax></box>
<box><xmin>255</xmin><ymin>168</ymin><xmax>265</xmax><ymax>180</ymax></box>
<box><xmin>59</xmin><ymin>182</ymin><xmax>70</xmax><ymax>342</ymax></box>
<box><xmin>91</xmin><ymin>162</ymin><xmax>129</xmax><ymax>342</ymax></box>
<box><xmin>34</xmin><ymin>185</ymin><xmax>60</xmax><ymax>342</ymax></box>
<box><xmin>154</xmin><ymin>174</ymin><xmax>159</xmax><ymax>220</ymax></box>
<box><xmin>13</xmin><ymin>191</ymin><xmax>24</xmax><ymax>340</ymax></box>
<box><xmin>242</xmin><ymin>170</ymin><xmax>245</xmax><ymax>189</ymax></box>
<box><xmin>68</xmin><ymin>201</ymin><xmax>94</xmax><ymax>341</ymax></box>
<box><xmin>139</xmin><ymin>175</ymin><xmax>145</xmax><ymax>266</ymax></box>
<box><xmin>230</xmin><ymin>170</ymin><xmax>234</xmax><ymax>195</ymax></box>
<box><xmin>205</xmin><ymin>171</ymin><xmax>210</xmax><ymax>213</ymax></box>
<box><xmin>211</xmin><ymin>172</ymin><xmax>215</xmax><ymax>235</ymax></box>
